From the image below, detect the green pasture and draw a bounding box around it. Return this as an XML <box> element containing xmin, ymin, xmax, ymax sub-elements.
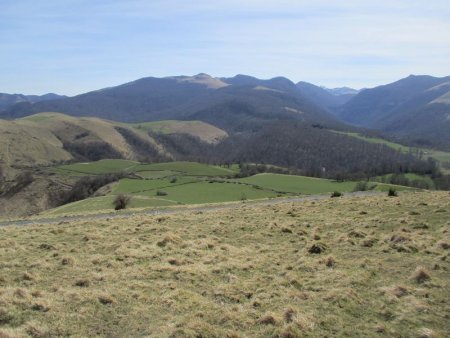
<box><xmin>57</xmin><ymin>159</ymin><xmax>138</xmax><ymax>175</ymax></box>
<box><xmin>131</xmin><ymin>161</ymin><xmax>237</xmax><ymax>176</ymax></box>
<box><xmin>112</xmin><ymin>177</ymin><xmax>199</xmax><ymax>195</ymax></box>
<box><xmin>237</xmin><ymin>173</ymin><xmax>357</xmax><ymax>194</ymax></box>
<box><xmin>148</xmin><ymin>181</ymin><xmax>278</xmax><ymax>204</ymax></box>
<box><xmin>134</xmin><ymin>170</ymin><xmax>179</xmax><ymax>179</ymax></box>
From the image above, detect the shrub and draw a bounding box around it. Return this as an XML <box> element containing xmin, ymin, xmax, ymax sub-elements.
<box><xmin>331</xmin><ymin>191</ymin><xmax>342</xmax><ymax>198</ymax></box>
<box><xmin>156</xmin><ymin>190</ymin><xmax>168</xmax><ymax>196</ymax></box>
<box><xmin>388</xmin><ymin>188</ymin><xmax>398</xmax><ymax>197</ymax></box>
<box><xmin>113</xmin><ymin>194</ymin><xmax>131</xmax><ymax>210</ymax></box>
<box><xmin>353</xmin><ymin>181</ymin><xmax>368</xmax><ymax>192</ymax></box>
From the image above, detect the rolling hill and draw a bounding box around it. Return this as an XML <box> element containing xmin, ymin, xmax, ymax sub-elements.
<box><xmin>0</xmin><ymin>112</ymin><xmax>227</xmax><ymax>178</ymax></box>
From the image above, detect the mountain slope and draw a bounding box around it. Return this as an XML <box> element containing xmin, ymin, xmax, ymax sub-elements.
<box><xmin>0</xmin><ymin>74</ymin><xmax>342</xmax><ymax>132</ymax></box>
<box><xmin>337</xmin><ymin>75</ymin><xmax>450</xmax><ymax>149</ymax></box>
<box><xmin>296</xmin><ymin>82</ymin><xmax>355</xmax><ymax>113</ymax></box>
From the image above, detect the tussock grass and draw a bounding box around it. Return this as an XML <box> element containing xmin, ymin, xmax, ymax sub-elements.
<box><xmin>0</xmin><ymin>191</ymin><xmax>449</xmax><ymax>336</ymax></box>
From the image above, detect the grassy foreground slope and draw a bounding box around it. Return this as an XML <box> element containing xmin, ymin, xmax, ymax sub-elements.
<box><xmin>0</xmin><ymin>191</ymin><xmax>449</xmax><ymax>337</ymax></box>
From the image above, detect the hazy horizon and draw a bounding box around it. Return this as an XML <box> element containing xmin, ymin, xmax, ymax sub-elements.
<box><xmin>1</xmin><ymin>0</ymin><xmax>449</xmax><ymax>95</ymax></box>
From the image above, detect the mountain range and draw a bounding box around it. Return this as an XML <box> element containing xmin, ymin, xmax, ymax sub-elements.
<box><xmin>1</xmin><ymin>73</ymin><xmax>449</xmax><ymax>149</ymax></box>
<box><xmin>0</xmin><ymin>92</ymin><xmax>66</xmax><ymax>111</ymax></box>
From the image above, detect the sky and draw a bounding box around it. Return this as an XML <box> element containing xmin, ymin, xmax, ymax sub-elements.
<box><xmin>1</xmin><ymin>0</ymin><xmax>449</xmax><ymax>96</ymax></box>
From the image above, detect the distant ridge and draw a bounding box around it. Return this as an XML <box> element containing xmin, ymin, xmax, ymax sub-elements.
<box><xmin>0</xmin><ymin>92</ymin><xmax>66</xmax><ymax>111</ymax></box>
<box><xmin>1</xmin><ymin>73</ymin><xmax>449</xmax><ymax>149</ymax></box>
<box><xmin>0</xmin><ymin>73</ymin><xmax>341</xmax><ymax>132</ymax></box>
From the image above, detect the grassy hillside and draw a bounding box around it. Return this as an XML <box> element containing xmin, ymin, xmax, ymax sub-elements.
<box><xmin>0</xmin><ymin>191</ymin><xmax>448</xmax><ymax>336</ymax></box>
<box><xmin>132</xmin><ymin>120</ymin><xmax>228</xmax><ymax>143</ymax></box>
<box><xmin>0</xmin><ymin>113</ymin><xmax>228</xmax><ymax>176</ymax></box>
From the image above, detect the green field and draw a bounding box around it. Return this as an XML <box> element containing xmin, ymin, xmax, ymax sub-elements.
<box><xmin>57</xmin><ymin>159</ymin><xmax>139</xmax><ymax>175</ymax></box>
<box><xmin>46</xmin><ymin>161</ymin><xmax>417</xmax><ymax>216</ymax></box>
<box><xmin>112</xmin><ymin>177</ymin><xmax>198</xmax><ymax>195</ymax></box>
<box><xmin>135</xmin><ymin>170</ymin><xmax>179</xmax><ymax>179</ymax></box>
<box><xmin>132</xmin><ymin>161</ymin><xmax>238</xmax><ymax>177</ymax></box>
<box><xmin>237</xmin><ymin>173</ymin><xmax>357</xmax><ymax>194</ymax></box>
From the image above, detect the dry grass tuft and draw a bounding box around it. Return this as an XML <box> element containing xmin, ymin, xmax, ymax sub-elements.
<box><xmin>22</xmin><ymin>272</ymin><xmax>35</xmax><ymax>282</ymax></box>
<box><xmin>324</xmin><ymin>256</ymin><xmax>336</xmax><ymax>267</ymax></box>
<box><xmin>308</xmin><ymin>242</ymin><xmax>327</xmax><ymax>254</ymax></box>
<box><xmin>61</xmin><ymin>257</ymin><xmax>74</xmax><ymax>265</ymax></box>
<box><xmin>74</xmin><ymin>279</ymin><xmax>90</xmax><ymax>287</ymax></box>
<box><xmin>417</xmin><ymin>327</ymin><xmax>436</xmax><ymax>338</ymax></box>
<box><xmin>25</xmin><ymin>321</ymin><xmax>48</xmax><ymax>338</ymax></box>
<box><xmin>283</xmin><ymin>307</ymin><xmax>297</xmax><ymax>323</ymax></box>
<box><xmin>259</xmin><ymin>312</ymin><xmax>279</xmax><ymax>325</ymax></box>
<box><xmin>98</xmin><ymin>294</ymin><xmax>115</xmax><ymax>305</ymax></box>
<box><xmin>157</xmin><ymin>233</ymin><xmax>183</xmax><ymax>247</ymax></box>
<box><xmin>411</xmin><ymin>267</ymin><xmax>431</xmax><ymax>284</ymax></box>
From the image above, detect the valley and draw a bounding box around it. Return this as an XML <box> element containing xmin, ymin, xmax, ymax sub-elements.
<box><xmin>0</xmin><ymin>68</ymin><xmax>449</xmax><ymax>338</ymax></box>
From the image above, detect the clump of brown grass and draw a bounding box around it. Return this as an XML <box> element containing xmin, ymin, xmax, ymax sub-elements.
<box><xmin>74</xmin><ymin>279</ymin><xmax>90</xmax><ymax>287</ymax></box>
<box><xmin>324</xmin><ymin>256</ymin><xmax>336</xmax><ymax>268</ymax></box>
<box><xmin>31</xmin><ymin>302</ymin><xmax>50</xmax><ymax>312</ymax></box>
<box><xmin>259</xmin><ymin>312</ymin><xmax>279</xmax><ymax>325</ymax></box>
<box><xmin>284</xmin><ymin>307</ymin><xmax>296</xmax><ymax>323</ymax></box>
<box><xmin>168</xmin><ymin>258</ymin><xmax>182</xmax><ymax>266</ymax></box>
<box><xmin>25</xmin><ymin>321</ymin><xmax>48</xmax><ymax>338</ymax></box>
<box><xmin>0</xmin><ymin>308</ymin><xmax>14</xmax><ymax>325</ymax></box>
<box><xmin>411</xmin><ymin>267</ymin><xmax>431</xmax><ymax>284</ymax></box>
<box><xmin>348</xmin><ymin>230</ymin><xmax>366</xmax><ymax>238</ymax></box>
<box><xmin>437</xmin><ymin>241</ymin><xmax>449</xmax><ymax>250</ymax></box>
<box><xmin>391</xmin><ymin>285</ymin><xmax>409</xmax><ymax>298</ymax></box>
<box><xmin>417</xmin><ymin>327</ymin><xmax>436</xmax><ymax>338</ymax></box>
<box><xmin>157</xmin><ymin>233</ymin><xmax>183</xmax><ymax>247</ymax></box>
<box><xmin>61</xmin><ymin>257</ymin><xmax>74</xmax><ymax>265</ymax></box>
<box><xmin>308</xmin><ymin>243</ymin><xmax>327</xmax><ymax>254</ymax></box>
<box><xmin>277</xmin><ymin>324</ymin><xmax>303</xmax><ymax>338</ymax></box>
<box><xmin>14</xmin><ymin>288</ymin><xmax>28</xmax><ymax>298</ymax></box>
<box><xmin>362</xmin><ymin>238</ymin><xmax>377</xmax><ymax>247</ymax></box>
<box><xmin>98</xmin><ymin>294</ymin><xmax>115</xmax><ymax>305</ymax></box>
<box><xmin>22</xmin><ymin>272</ymin><xmax>36</xmax><ymax>281</ymax></box>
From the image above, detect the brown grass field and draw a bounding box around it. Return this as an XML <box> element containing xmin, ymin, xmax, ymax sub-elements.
<box><xmin>0</xmin><ymin>191</ymin><xmax>449</xmax><ymax>337</ymax></box>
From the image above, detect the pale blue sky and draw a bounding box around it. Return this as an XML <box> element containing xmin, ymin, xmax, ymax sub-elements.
<box><xmin>1</xmin><ymin>0</ymin><xmax>449</xmax><ymax>95</ymax></box>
